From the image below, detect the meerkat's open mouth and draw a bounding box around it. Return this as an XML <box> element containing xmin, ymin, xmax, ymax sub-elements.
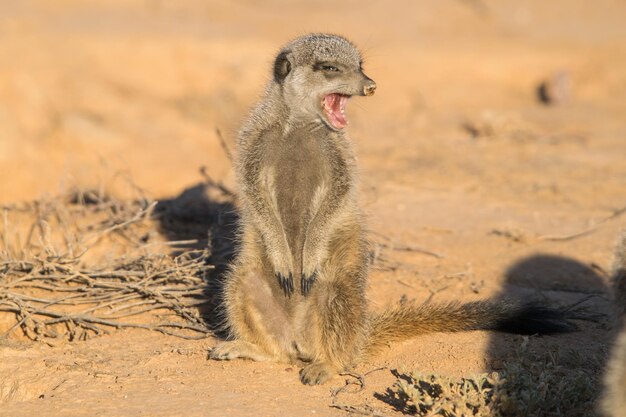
<box><xmin>322</xmin><ymin>93</ymin><xmax>350</xmax><ymax>130</ymax></box>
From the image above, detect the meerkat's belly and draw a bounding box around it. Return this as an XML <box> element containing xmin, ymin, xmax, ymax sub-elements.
<box><xmin>272</xmin><ymin>134</ymin><xmax>329</xmax><ymax>259</ymax></box>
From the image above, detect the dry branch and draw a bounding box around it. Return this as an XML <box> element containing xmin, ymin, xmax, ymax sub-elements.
<box><xmin>0</xmin><ymin>184</ymin><xmax>219</xmax><ymax>343</ymax></box>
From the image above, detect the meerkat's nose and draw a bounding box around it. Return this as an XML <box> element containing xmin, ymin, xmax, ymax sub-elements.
<box><xmin>363</xmin><ymin>80</ymin><xmax>377</xmax><ymax>96</ymax></box>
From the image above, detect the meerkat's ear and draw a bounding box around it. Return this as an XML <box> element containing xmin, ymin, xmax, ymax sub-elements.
<box><xmin>273</xmin><ymin>51</ymin><xmax>292</xmax><ymax>83</ymax></box>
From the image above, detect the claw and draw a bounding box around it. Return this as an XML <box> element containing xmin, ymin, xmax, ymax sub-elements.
<box><xmin>276</xmin><ymin>272</ymin><xmax>294</xmax><ymax>297</ymax></box>
<box><xmin>301</xmin><ymin>270</ymin><xmax>318</xmax><ymax>296</ymax></box>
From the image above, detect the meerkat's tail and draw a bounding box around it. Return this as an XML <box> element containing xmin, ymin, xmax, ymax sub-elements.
<box><xmin>365</xmin><ymin>299</ymin><xmax>577</xmax><ymax>356</ymax></box>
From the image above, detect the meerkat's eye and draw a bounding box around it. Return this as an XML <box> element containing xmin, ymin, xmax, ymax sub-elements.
<box><xmin>322</xmin><ymin>65</ymin><xmax>340</xmax><ymax>72</ymax></box>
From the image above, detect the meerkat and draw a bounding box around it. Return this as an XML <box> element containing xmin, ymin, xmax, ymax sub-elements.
<box><xmin>209</xmin><ymin>33</ymin><xmax>575</xmax><ymax>385</ymax></box>
<box><xmin>602</xmin><ymin>231</ymin><xmax>626</xmax><ymax>417</ymax></box>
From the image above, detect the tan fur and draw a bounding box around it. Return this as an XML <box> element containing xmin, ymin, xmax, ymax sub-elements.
<box><xmin>210</xmin><ymin>33</ymin><xmax>574</xmax><ymax>385</ymax></box>
<box><xmin>602</xmin><ymin>231</ymin><xmax>626</xmax><ymax>417</ymax></box>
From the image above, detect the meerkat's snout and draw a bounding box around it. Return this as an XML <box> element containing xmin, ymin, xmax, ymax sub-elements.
<box><xmin>362</xmin><ymin>77</ymin><xmax>376</xmax><ymax>96</ymax></box>
<box><xmin>321</xmin><ymin>73</ymin><xmax>376</xmax><ymax>130</ymax></box>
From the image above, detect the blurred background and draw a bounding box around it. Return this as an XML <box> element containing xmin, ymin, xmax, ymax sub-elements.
<box><xmin>1</xmin><ymin>0</ymin><xmax>625</xmax><ymax>205</ymax></box>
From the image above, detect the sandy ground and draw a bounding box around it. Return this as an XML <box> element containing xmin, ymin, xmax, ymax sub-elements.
<box><xmin>1</xmin><ymin>0</ymin><xmax>626</xmax><ymax>416</ymax></box>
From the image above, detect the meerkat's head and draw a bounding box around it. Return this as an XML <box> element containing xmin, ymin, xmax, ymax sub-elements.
<box><xmin>272</xmin><ymin>33</ymin><xmax>376</xmax><ymax>131</ymax></box>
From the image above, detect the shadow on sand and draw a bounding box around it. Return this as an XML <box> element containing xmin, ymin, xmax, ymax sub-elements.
<box><xmin>485</xmin><ymin>254</ymin><xmax>610</xmax><ymax>415</ymax></box>
<box><xmin>152</xmin><ymin>179</ymin><xmax>239</xmax><ymax>338</ymax></box>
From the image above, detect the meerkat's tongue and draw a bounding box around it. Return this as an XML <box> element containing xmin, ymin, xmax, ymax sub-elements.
<box><xmin>323</xmin><ymin>93</ymin><xmax>349</xmax><ymax>129</ymax></box>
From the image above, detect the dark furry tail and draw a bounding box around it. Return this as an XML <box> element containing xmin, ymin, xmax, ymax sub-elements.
<box><xmin>365</xmin><ymin>299</ymin><xmax>577</xmax><ymax>356</ymax></box>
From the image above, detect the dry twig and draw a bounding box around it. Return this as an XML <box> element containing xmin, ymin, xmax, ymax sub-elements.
<box><xmin>0</xmin><ymin>184</ymin><xmax>218</xmax><ymax>342</ymax></box>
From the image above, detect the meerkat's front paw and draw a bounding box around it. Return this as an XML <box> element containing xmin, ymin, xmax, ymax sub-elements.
<box><xmin>275</xmin><ymin>271</ymin><xmax>294</xmax><ymax>296</ymax></box>
<box><xmin>301</xmin><ymin>249</ymin><xmax>324</xmax><ymax>296</ymax></box>
<box><xmin>300</xmin><ymin>270</ymin><xmax>318</xmax><ymax>296</ymax></box>
<box><xmin>301</xmin><ymin>236</ymin><xmax>328</xmax><ymax>296</ymax></box>
<box><xmin>300</xmin><ymin>362</ymin><xmax>335</xmax><ymax>385</ymax></box>
<box><xmin>268</xmin><ymin>252</ymin><xmax>296</xmax><ymax>297</ymax></box>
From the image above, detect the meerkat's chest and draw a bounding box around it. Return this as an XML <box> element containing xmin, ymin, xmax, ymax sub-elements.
<box><xmin>271</xmin><ymin>133</ymin><xmax>331</xmax><ymax>214</ymax></box>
